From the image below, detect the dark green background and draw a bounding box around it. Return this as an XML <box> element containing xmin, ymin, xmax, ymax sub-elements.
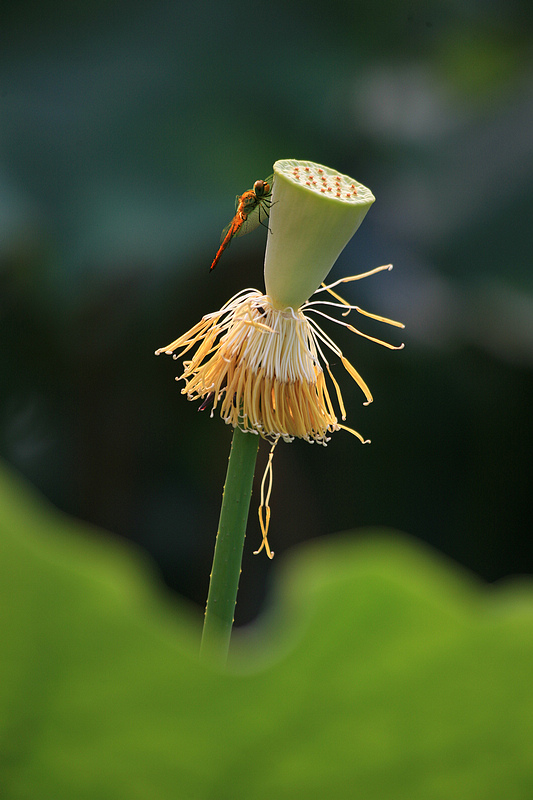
<box><xmin>2</xmin><ymin>0</ymin><xmax>532</xmax><ymax>622</ymax></box>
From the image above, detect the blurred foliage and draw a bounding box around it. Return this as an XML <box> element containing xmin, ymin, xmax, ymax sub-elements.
<box><xmin>1</xmin><ymin>0</ymin><xmax>533</xmax><ymax>625</ymax></box>
<box><xmin>2</xmin><ymin>461</ymin><xmax>533</xmax><ymax>798</ymax></box>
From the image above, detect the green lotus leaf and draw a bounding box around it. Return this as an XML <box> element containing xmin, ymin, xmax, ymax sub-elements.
<box><xmin>1</xmin><ymin>460</ymin><xmax>532</xmax><ymax>799</ymax></box>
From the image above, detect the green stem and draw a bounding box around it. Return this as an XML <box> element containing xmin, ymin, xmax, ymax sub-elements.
<box><xmin>200</xmin><ymin>426</ymin><xmax>260</xmax><ymax>665</ymax></box>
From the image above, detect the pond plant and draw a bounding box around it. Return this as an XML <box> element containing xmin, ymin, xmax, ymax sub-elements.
<box><xmin>156</xmin><ymin>158</ymin><xmax>404</xmax><ymax>664</ymax></box>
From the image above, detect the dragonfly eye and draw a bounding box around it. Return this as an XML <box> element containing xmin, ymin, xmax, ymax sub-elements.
<box><xmin>253</xmin><ymin>180</ymin><xmax>264</xmax><ymax>194</ymax></box>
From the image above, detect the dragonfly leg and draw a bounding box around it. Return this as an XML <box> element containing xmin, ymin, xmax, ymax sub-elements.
<box><xmin>258</xmin><ymin>200</ymin><xmax>274</xmax><ymax>233</ymax></box>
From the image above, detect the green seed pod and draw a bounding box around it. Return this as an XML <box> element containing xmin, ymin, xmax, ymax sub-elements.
<box><xmin>264</xmin><ymin>159</ymin><xmax>376</xmax><ymax>310</ymax></box>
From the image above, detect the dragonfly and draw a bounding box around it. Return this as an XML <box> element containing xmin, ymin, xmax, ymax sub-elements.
<box><xmin>210</xmin><ymin>175</ymin><xmax>273</xmax><ymax>271</ymax></box>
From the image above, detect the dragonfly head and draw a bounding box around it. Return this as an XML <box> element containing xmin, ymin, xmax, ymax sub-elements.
<box><xmin>253</xmin><ymin>179</ymin><xmax>270</xmax><ymax>197</ymax></box>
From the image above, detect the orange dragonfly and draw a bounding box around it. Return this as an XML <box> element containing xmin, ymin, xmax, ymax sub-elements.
<box><xmin>210</xmin><ymin>176</ymin><xmax>273</xmax><ymax>271</ymax></box>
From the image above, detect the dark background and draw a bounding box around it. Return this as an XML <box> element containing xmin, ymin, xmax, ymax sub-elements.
<box><xmin>2</xmin><ymin>0</ymin><xmax>532</xmax><ymax>623</ymax></box>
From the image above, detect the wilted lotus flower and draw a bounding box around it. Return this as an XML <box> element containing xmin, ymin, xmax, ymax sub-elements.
<box><xmin>157</xmin><ymin>159</ymin><xmax>404</xmax><ymax>557</ymax></box>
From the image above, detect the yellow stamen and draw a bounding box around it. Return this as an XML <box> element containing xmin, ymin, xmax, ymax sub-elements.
<box><xmin>353</xmin><ymin>306</ymin><xmax>405</xmax><ymax>328</ymax></box>
<box><xmin>340</xmin><ymin>356</ymin><xmax>373</xmax><ymax>405</ymax></box>
<box><xmin>325</xmin><ymin>363</ymin><xmax>348</xmax><ymax>420</ymax></box>
<box><xmin>254</xmin><ymin>439</ymin><xmax>278</xmax><ymax>558</ymax></box>
<box><xmin>319</xmin><ymin>282</ymin><xmax>405</xmax><ymax>327</ymax></box>
<box><xmin>345</xmin><ymin>323</ymin><xmax>405</xmax><ymax>350</ymax></box>
<box><xmin>338</xmin><ymin>424</ymin><xmax>371</xmax><ymax>444</ymax></box>
<box><xmin>321</xmin><ymin>282</ymin><xmax>351</xmax><ymax>309</ymax></box>
<box><xmin>319</xmin><ymin>265</ymin><xmax>394</xmax><ymax>290</ymax></box>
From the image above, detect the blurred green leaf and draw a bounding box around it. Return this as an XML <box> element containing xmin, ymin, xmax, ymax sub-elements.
<box><xmin>1</xmin><ymin>460</ymin><xmax>533</xmax><ymax>799</ymax></box>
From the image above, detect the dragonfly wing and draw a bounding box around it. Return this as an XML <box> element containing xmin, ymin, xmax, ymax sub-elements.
<box><xmin>233</xmin><ymin>206</ymin><xmax>262</xmax><ymax>237</ymax></box>
<box><xmin>211</xmin><ymin>217</ymin><xmax>238</xmax><ymax>270</ymax></box>
<box><xmin>233</xmin><ymin>194</ymin><xmax>272</xmax><ymax>238</ymax></box>
<box><xmin>219</xmin><ymin>218</ymin><xmax>234</xmax><ymax>244</ymax></box>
